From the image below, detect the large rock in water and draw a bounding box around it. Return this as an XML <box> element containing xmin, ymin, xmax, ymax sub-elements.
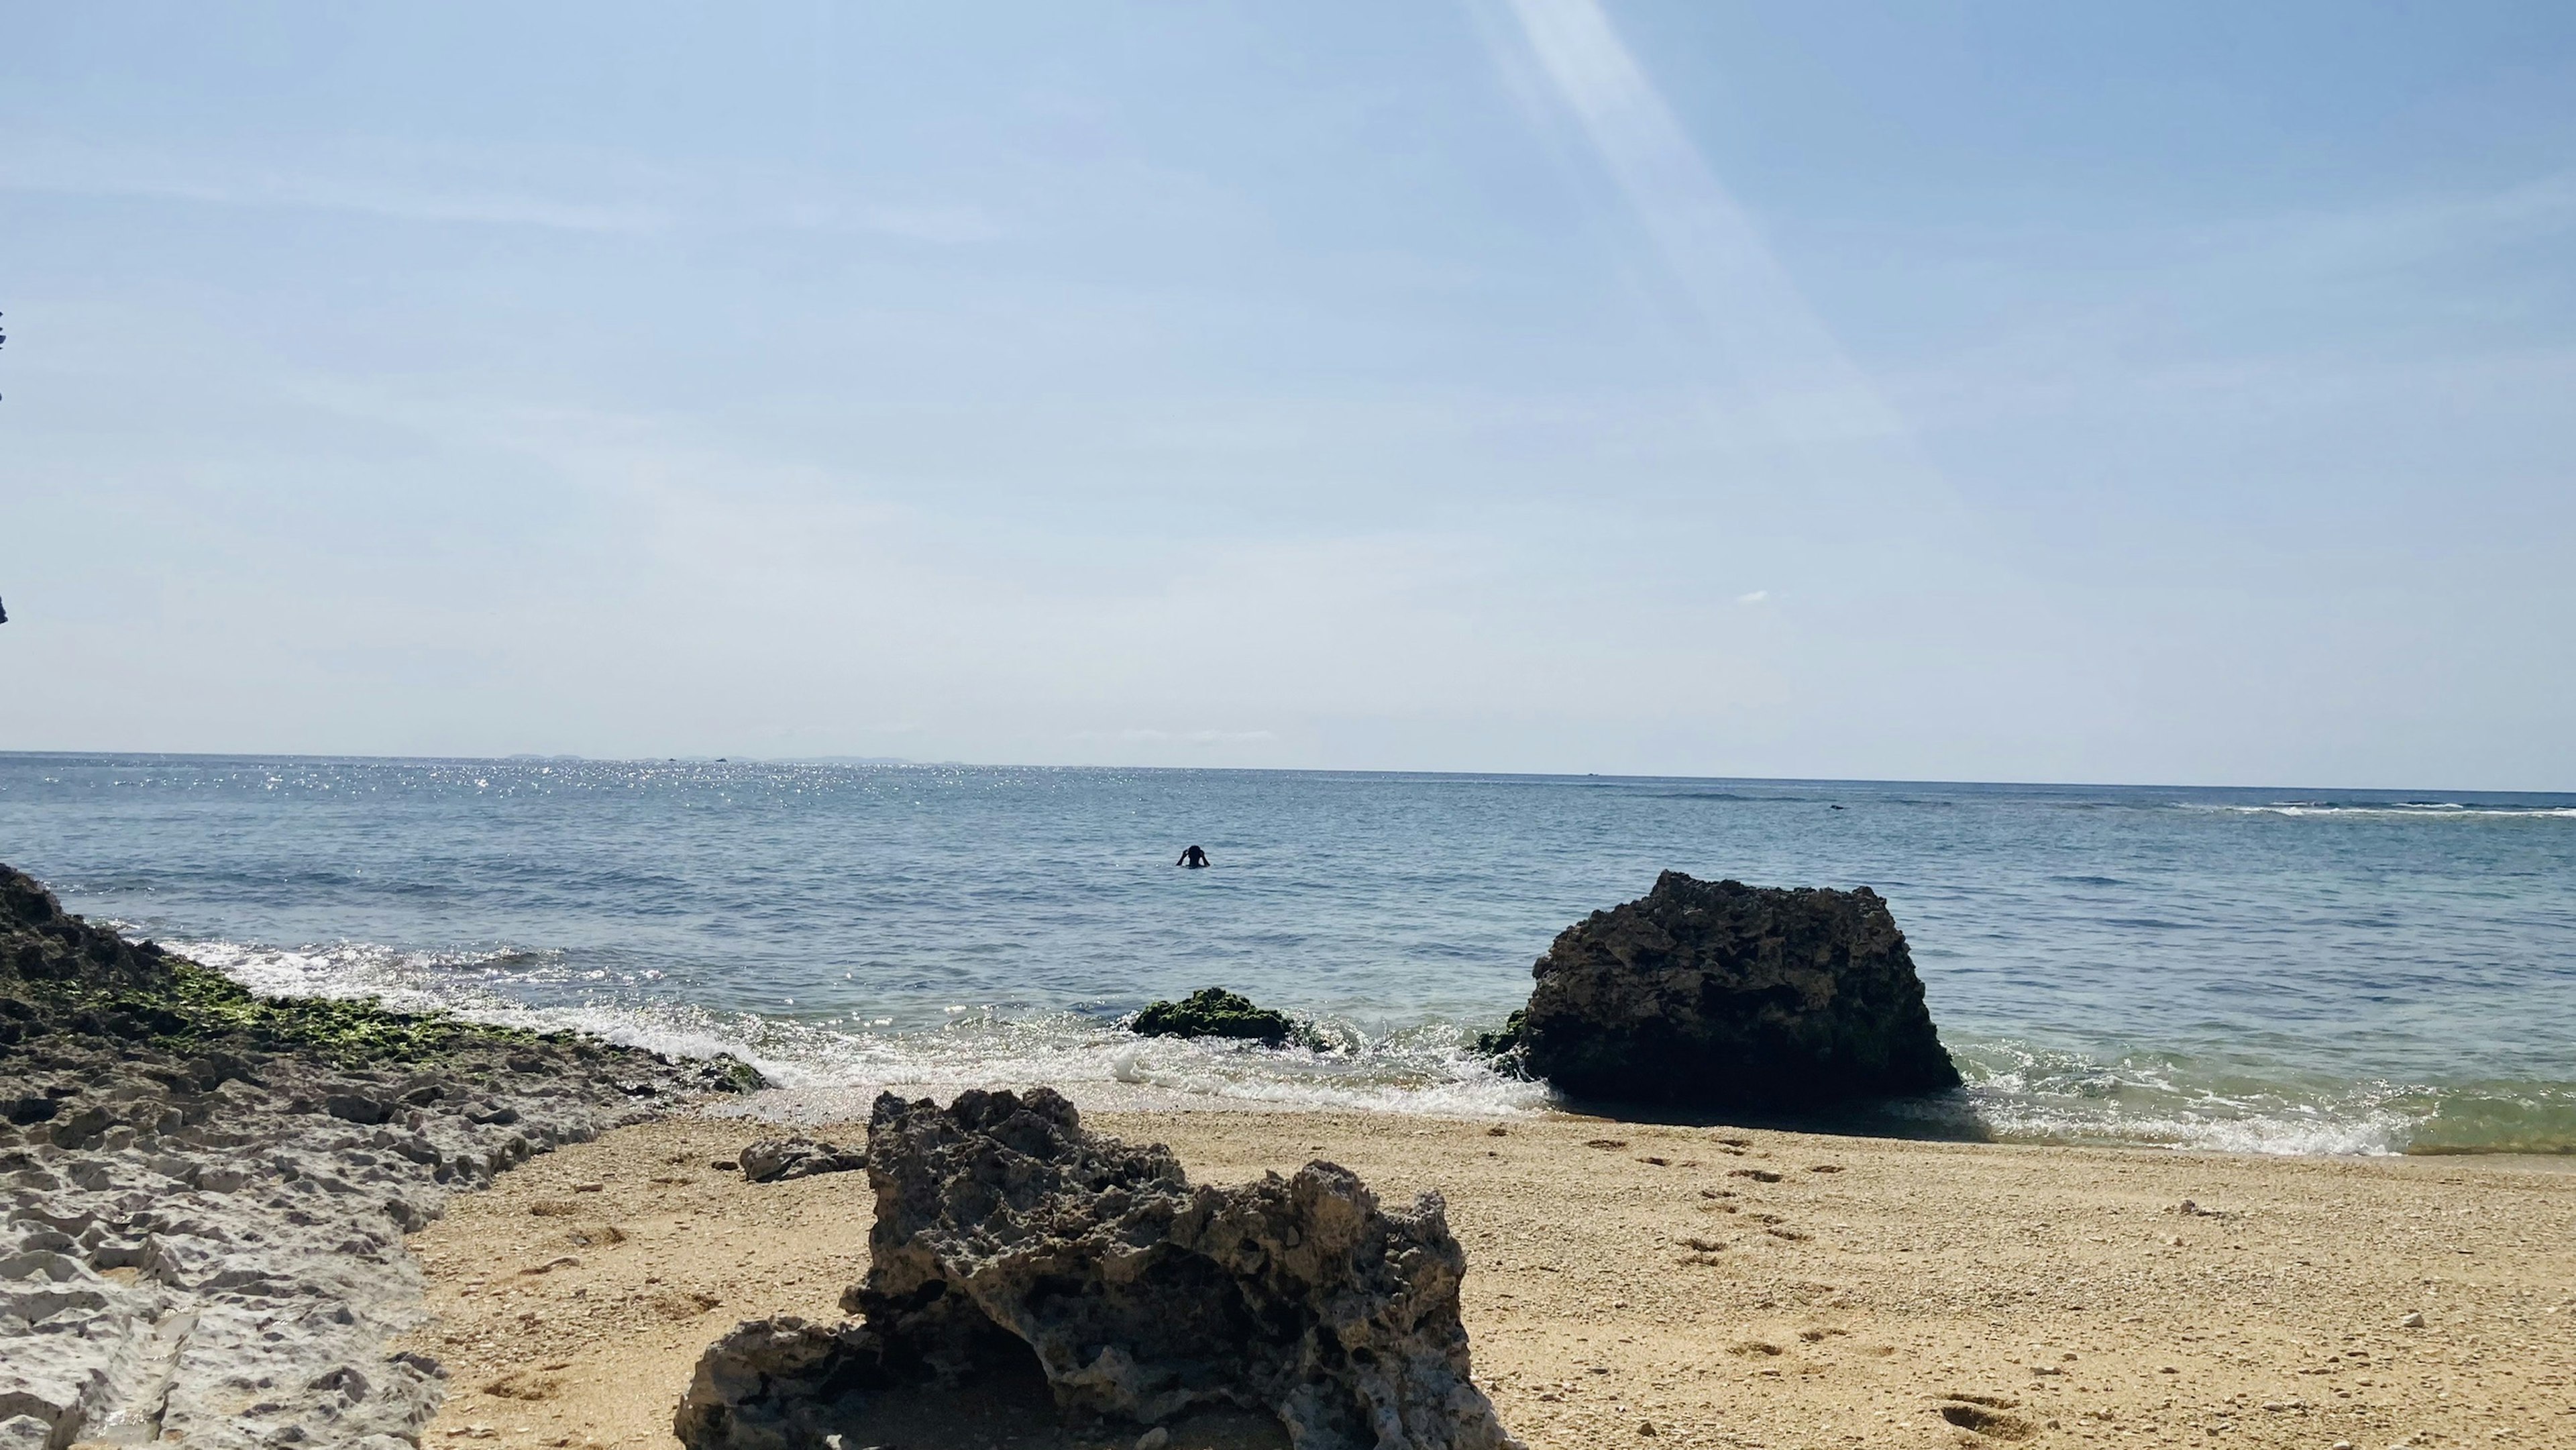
<box><xmin>674</xmin><ymin>1088</ymin><xmax>1519</xmax><ymax>1450</ymax></box>
<box><xmin>1517</xmin><ymin>872</ymin><xmax>1961</xmax><ymax>1108</ymax></box>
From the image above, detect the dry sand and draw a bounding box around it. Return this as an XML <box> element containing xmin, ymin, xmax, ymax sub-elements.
<box><xmin>400</xmin><ymin>1108</ymin><xmax>2576</xmax><ymax>1450</ymax></box>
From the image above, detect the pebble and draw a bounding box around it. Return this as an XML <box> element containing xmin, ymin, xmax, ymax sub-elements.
<box><xmin>2398</xmin><ymin>1310</ymin><xmax>2426</xmax><ymax>1329</ymax></box>
<box><xmin>1134</xmin><ymin>1429</ymin><xmax>1170</xmax><ymax>1450</ymax></box>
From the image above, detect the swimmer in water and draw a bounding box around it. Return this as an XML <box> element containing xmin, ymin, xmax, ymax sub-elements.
<box><xmin>1177</xmin><ymin>844</ymin><xmax>1210</xmax><ymax>868</ymax></box>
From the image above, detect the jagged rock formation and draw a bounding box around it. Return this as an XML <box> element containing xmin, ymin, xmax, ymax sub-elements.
<box><xmin>735</xmin><ymin>1137</ymin><xmax>867</xmax><ymax>1184</ymax></box>
<box><xmin>1128</xmin><ymin>987</ymin><xmax>1299</xmax><ymax>1045</ymax></box>
<box><xmin>0</xmin><ymin>862</ymin><xmax>761</xmax><ymax>1450</ymax></box>
<box><xmin>675</xmin><ymin>1088</ymin><xmax>1519</xmax><ymax>1450</ymax></box>
<box><xmin>1515</xmin><ymin>872</ymin><xmax>1961</xmax><ymax>1108</ymax></box>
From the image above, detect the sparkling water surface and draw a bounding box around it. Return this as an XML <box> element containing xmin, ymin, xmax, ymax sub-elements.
<box><xmin>5</xmin><ymin>754</ymin><xmax>2571</xmax><ymax>1154</ymax></box>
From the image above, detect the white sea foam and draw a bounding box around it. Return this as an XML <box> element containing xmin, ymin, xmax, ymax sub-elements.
<box><xmin>167</xmin><ymin>936</ymin><xmax>1552</xmax><ymax>1120</ymax></box>
<box><xmin>2184</xmin><ymin>802</ymin><xmax>2576</xmax><ymax>819</ymax></box>
<box><xmin>166</xmin><ymin>936</ymin><xmax>2575</xmax><ymax>1156</ymax></box>
<box><xmin>1957</xmin><ymin>1090</ymin><xmax>2410</xmax><ymax>1157</ymax></box>
<box><xmin>1943</xmin><ymin>1040</ymin><xmax>2433</xmax><ymax>1155</ymax></box>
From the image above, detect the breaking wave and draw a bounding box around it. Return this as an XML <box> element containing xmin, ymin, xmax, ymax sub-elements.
<box><xmin>170</xmin><ymin>935</ymin><xmax>2576</xmax><ymax>1155</ymax></box>
<box><xmin>2184</xmin><ymin>801</ymin><xmax>2576</xmax><ymax>819</ymax></box>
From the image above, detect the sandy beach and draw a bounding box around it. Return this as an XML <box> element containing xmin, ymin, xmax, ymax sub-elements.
<box><xmin>402</xmin><ymin>1104</ymin><xmax>2576</xmax><ymax>1450</ymax></box>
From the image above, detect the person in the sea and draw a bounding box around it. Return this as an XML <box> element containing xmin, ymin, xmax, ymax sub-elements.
<box><xmin>1177</xmin><ymin>844</ymin><xmax>1210</xmax><ymax>869</ymax></box>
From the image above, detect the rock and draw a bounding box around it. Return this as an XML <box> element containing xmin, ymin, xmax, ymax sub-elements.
<box><xmin>1136</xmin><ymin>1429</ymin><xmax>1171</xmax><ymax>1450</ymax></box>
<box><xmin>674</xmin><ymin>1318</ymin><xmax>892</xmax><ymax>1450</ymax></box>
<box><xmin>1129</xmin><ymin>988</ymin><xmax>1298</xmax><ymax>1046</ymax></box>
<box><xmin>735</xmin><ymin>1137</ymin><xmax>867</xmax><ymax>1184</ymax></box>
<box><xmin>675</xmin><ymin>1088</ymin><xmax>1520</xmax><ymax>1450</ymax></box>
<box><xmin>327</xmin><ymin>1094</ymin><xmax>394</xmax><ymax>1125</ymax></box>
<box><xmin>0</xmin><ymin>861</ymin><xmax>764</xmax><ymax>1450</ymax></box>
<box><xmin>1512</xmin><ymin>872</ymin><xmax>1962</xmax><ymax>1108</ymax></box>
<box><xmin>2398</xmin><ymin>1310</ymin><xmax>2426</xmax><ymax>1329</ymax></box>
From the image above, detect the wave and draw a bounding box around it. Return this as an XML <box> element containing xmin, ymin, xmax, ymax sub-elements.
<box><xmin>166</xmin><ymin>936</ymin><xmax>1552</xmax><ymax>1119</ymax></box>
<box><xmin>2183</xmin><ymin>802</ymin><xmax>2576</xmax><ymax>819</ymax></box>
<box><xmin>1945</xmin><ymin>1040</ymin><xmax>2576</xmax><ymax>1157</ymax></box>
<box><xmin>164</xmin><ymin>936</ymin><xmax>2576</xmax><ymax>1156</ymax></box>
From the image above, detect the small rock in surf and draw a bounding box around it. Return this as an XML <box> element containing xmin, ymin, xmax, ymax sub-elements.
<box><xmin>1129</xmin><ymin>986</ymin><xmax>1298</xmax><ymax>1046</ymax></box>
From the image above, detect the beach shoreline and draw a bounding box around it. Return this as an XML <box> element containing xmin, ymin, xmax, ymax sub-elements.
<box><xmin>0</xmin><ymin>864</ymin><xmax>761</xmax><ymax>1450</ymax></box>
<box><xmin>405</xmin><ymin>1094</ymin><xmax>2576</xmax><ymax>1450</ymax></box>
<box><xmin>8</xmin><ymin>848</ymin><xmax>2572</xmax><ymax>1449</ymax></box>
<box><xmin>21</xmin><ymin>757</ymin><xmax>2575</xmax><ymax>1163</ymax></box>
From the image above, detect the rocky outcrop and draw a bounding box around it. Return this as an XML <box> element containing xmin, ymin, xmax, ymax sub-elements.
<box><xmin>0</xmin><ymin>862</ymin><xmax>761</xmax><ymax>1450</ymax></box>
<box><xmin>735</xmin><ymin>1137</ymin><xmax>867</xmax><ymax>1184</ymax></box>
<box><xmin>1128</xmin><ymin>987</ymin><xmax>1299</xmax><ymax>1045</ymax></box>
<box><xmin>675</xmin><ymin>1088</ymin><xmax>1519</xmax><ymax>1450</ymax></box>
<box><xmin>1515</xmin><ymin>872</ymin><xmax>1960</xmax><ymax>1108</ymax></box>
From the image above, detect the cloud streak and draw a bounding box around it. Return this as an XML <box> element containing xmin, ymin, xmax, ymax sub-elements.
<box><xmin>1495</xmin><ymin>2</ymin><xmax>1900</xmax><ymax>439</ymax></box>
<box><xmin>0</xmin><ymin>136</ymin><xmax>1000</xmax><ymax>242</ymax></box>
<box><xmin>1485</xmin><ymin>0</ymin><xmax>1973</xmax><ymax>554</ymax></box>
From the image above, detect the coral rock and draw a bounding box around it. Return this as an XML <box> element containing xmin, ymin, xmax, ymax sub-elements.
<box><xmin>735</xmin><ymin>1137</ymin><xmax>867</xmax><ymax>1184</ymax></box>
<box><xmin>676</xmin><ymin>1088</ymin><xmax>1519</xmax><ymax>1450</ymax></box>
<box><xmin>1517</xmin><ymin>872</ymin><xmax>1961</xmax><ymax>1108</ymax></box>
<box><xmin>0</xmin><ymin>861</ymin><xmax>758</xmax><ymax>1450</ymax></box>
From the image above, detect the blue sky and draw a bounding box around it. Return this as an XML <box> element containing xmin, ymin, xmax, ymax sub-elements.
<box><xmin>4</xmin><ymin>2</ymin><xmax>2572</xmax><ymax>786</ymax></box>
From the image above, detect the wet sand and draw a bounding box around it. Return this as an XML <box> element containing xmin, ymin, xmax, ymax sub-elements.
<box><xmin>402</xmin><ymin>1107</ymin><xmax>2576</xmax><ymax>1449</ymax></box>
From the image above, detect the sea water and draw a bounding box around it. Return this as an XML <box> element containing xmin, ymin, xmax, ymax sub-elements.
<box><xmin>4</xmin><ymin>753</ymin><xmax>2571</xmax><ymax>1155</ymax></box>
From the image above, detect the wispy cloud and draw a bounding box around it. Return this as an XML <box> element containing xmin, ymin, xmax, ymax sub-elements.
<box><xmin>0</xmin><ymin>135</ymin><xmax>1000</xmax><ymax>242</ymax></box>
<box><xmin>1071</xmin><ymin>728</ymin><xmax>1280</xmax><ymax>745</ymax></box>
<box><xmin>1871</xmin><ymin>164</ymin><xmax>2576</xmax><ymax>442</ymax></box>
<box><xmin>0</xmin><ymin>139</ymin><xmax>668</xmax><ymax>234</ymax></box>
<box><xmin>2200</xmin><ymin>167</ymin><xmax>2576</xmax><ymax>279</ymax></box>
<box><xmin>795</xmin><ymin>202</ymin><xmax>1004</xmax><ymax>245</ymax></box>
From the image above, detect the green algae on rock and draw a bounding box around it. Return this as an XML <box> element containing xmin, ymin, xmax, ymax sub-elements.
<box><xmin>1130</xmin><ymin>986</ymin><xmax>1300</xmax><ymax>1046</ymax></box>
<box><xmin>1</xmin><ymin>860</ymin><xmax>763</xmax><ymax>1086</ymax></box>
<box><xmin>1472</xmin><ymin>1008</ymin><xmax>1527</xmax><ymax>1061</ymax></box>
<box><xmin>0</xmin><ymin>858</ymin><xmax>773</xmax><ymax>1450</ymax></box>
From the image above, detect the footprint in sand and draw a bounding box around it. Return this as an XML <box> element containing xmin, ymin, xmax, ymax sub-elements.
<box><xmin>1934</xmin><ymin>1392</ymin><xmax>2035</xmax><ymax>1441</ymax></box>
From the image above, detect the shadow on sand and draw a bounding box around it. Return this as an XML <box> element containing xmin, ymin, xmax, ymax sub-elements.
<box><xmin>1541</xmin><ymin>1086</ymin><xmax>1996</xmax><ymax>1144</ymax></box>
<box><xmin>765</xmin><ymin>1345</ymin><xmax>1289</xmax><ymax>1450</ymax></box>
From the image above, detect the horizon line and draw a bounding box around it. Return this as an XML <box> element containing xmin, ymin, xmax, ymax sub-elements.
<box><xmin>2</xmin><ymin>747</ymin><xmax>2569</xmax><ymax>801</ymax></box>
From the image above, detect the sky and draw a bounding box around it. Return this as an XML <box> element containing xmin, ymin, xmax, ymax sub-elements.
<box><xmin>3</xmin><ymin>1</ymin><xmax>2573</xmax><ymax>788</ymax></box>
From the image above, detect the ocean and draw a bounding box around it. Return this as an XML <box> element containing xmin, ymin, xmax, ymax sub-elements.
<box><xmin>4</xmin><ymin>752</ymin><xmax>2571</xmax><ymax>1156</ymax></box>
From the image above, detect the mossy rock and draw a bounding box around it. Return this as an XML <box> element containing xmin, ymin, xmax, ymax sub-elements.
<box><xmin>1131</xmin><ymin>988</ymin><xmax>1297</xmax><ymax>1046</ymax></box>
<box><xmin>1472</xmin><ymin>1008</ymin><xmax>1526</xmax><ymax>1059</ymax></box>
<box><xmin>2</xmin><ymin>860</ymin><xmax>765</xmax><ymax>1089</ymax></box>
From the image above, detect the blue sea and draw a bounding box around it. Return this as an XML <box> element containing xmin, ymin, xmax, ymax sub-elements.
<box><xmin>4</xmin><ymin>752</ymin><xmax>2572</xmax><ymax>1155</ymax></box>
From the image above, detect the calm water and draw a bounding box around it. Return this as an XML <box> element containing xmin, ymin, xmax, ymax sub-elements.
<box><xmin>4</xmin><ymin>753</ymin><xmax>2573</xmax><ymax>1155</ymax></box>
